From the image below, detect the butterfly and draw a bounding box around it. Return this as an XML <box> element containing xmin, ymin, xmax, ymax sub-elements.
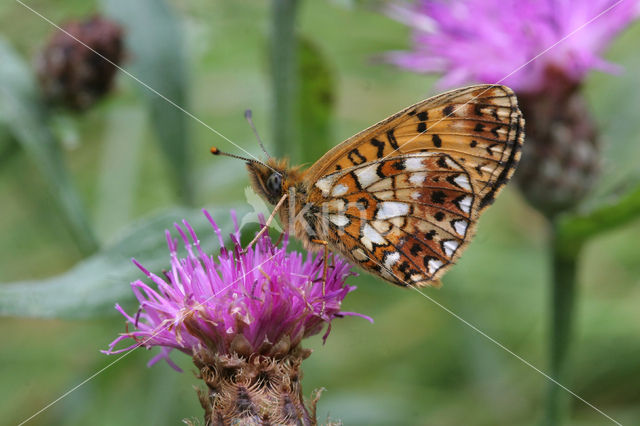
<box><xmin>212</xmin><ymin>84</ymin><xmax>524</xmax><ymax>288</ymax></box>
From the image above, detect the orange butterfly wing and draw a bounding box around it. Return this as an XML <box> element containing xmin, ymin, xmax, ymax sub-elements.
<box><xmin>302</xmin><ymin>84</ymin><xmax>524</xmax><ymax>287</ymax></box>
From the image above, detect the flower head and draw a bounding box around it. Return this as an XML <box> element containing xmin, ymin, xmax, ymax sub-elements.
<box><xmin>386</xmin><ymin>0</ymin><xmax>640</xmax><ymax>92</ymax></box>
<box><xmin>104</xmin><ymin>210</ymin><xmax>369</xmax><ymax>370</ymax></box>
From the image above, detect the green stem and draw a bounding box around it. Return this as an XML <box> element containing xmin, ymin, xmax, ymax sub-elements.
<box><xmin>546</xmin><ymin>221</ymin><xmax>579</xmax><ymax>425</ymax></box>
<box><xmin>544</xmin><ymin>182</ymin><xmax>640</xmax><ymax>424</ymax></box>
<box><xmin>270</xmin><ymin>0</ymin><xmax>300</xmax><ymax>159</ymax></box>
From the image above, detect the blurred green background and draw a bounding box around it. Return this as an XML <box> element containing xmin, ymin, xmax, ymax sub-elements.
<box><xmin>1</xmin><ymin>1</ymin><xmax>640</xmax><ymax>425</ymax></box>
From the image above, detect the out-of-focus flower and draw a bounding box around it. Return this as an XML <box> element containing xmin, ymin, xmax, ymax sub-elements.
<box><xmin>385</xmin><ymin>0</ymin><xmax>640</xmax><ymax>92</ymax></box>
<box><xmin>36</xmin><ymin>15</ymin><xmax>123</xmax><ymax>111</ymax></box>
<box><xmin>386</xmin><ymin>0</ymin><xmax>640</xmax><ymax>216</ymax></box>
<box><xmin>104</xmin><ymin>210</ymin><xmax>368</xmax><ymax>424</ymax></box>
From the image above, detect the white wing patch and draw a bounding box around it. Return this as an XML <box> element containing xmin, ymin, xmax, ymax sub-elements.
<box><xmin>404</xmin><ymin>157</ymin><xmax>424</xmax><ymax>171</ymax></box>
<box><xmin>409</xmin><ymin>172</ymin><xmax>426</xmax><ymax>185</ymax></box>
<box><xmin>315</xmin><ymin>174</ymin><xmax>338</xmax><ymax>197</ymax></box>
<box><xmin>361</xmin><ymin>223</ymin><xmax>386</xmax><ymax>250</ymax></box>
<box><xmin>331</xmin><ymin>184</ymin><xmax>349</xmax><ymax>197</ymax></box>
<box><xmin>427</xmin><ymin>258</ymin><xmax>443</xmax><ymax>274</ymax></box>
<box><xmin>453</xmin><ymin>174</ymin><xmax>471</xmax><ymax>191</ymax></box>
<box><xmin>329</xmin><ymin>214</ymin><xmax>349</xmax><ymax>227</ymax></box>
<box><xmin>376</xmin><ymin>202</ymin><xmax>409</xmax><ymax>219</ymax></box>
<box><xmin>452</xmin><ymin>219</ymin><xmax>468</xmax><ymax>236</ymax></box>
<box><xmin>384</xmin><ymin>251</ymin><xmax>400</xmax><ymax>269</ymax></box>
<box><xmin>442</xmin><ymin>240</ymin><xmax>459</xmax><ymax>257</ymax></box>
<box><xmin>457</xmin><ymin>195</ymin><xmax>473</xmax><ymax>214</ymax></box>
<box><xmin>354</xmin><ymin>164</ymin><xmax>379</xmax><ymax>188</ymax></box>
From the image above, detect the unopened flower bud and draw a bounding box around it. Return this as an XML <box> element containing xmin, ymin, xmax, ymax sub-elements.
<box><xmin>514</xmin><ymin>68</ymin><xmax>600</xmax><ymax>217</ymax></box>
<box><xmin>35</xmin><ymin>15</ymin><xmax>123</xmax><ymax>111</ymax></box>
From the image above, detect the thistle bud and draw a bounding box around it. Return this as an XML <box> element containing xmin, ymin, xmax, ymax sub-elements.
<box><xmin>514</xmin><ymin>68</ymin><xmax>600</xmax><ymax>218</ymax></box>
<box><xmin>35</xmin><ymin>15</ymin><xmax>124</xmax><ymax>111</ymax></box>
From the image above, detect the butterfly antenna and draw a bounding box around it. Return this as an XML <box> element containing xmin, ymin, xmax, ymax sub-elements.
<box><xmin>210</xmin><ymin>147</ymin><xmax>270</xmax><ymax>169</ymax></box>
<box><xmin>245</xmin><ymin>109</ymin><xmax>271</xmax><ymax>159</ymax></box>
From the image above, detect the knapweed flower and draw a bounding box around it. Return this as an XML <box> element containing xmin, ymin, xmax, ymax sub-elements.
<box><xmin>386</xmin><ymin>0</ymin><xmax>640</xmax><ymax>216</ymax></box>
<box><xmin>36</xmin><ymin>15</ymin><xmax>123</xmax><ymax>111</ymax></box>
<box><xmin>104</xmin><ymin>210</ymin><xmax>369</xmax><ymax>425</ymax></box>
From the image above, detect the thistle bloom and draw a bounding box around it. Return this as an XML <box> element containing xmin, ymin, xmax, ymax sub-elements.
<box><xmin>386</xmin><ymin>0</ymin><xmax>640</xmax><ymax>91</ymax></box>
<box><xmin>386</xmin><ymin>0</ymin><xmax>640</xmax><ymax>216</ymax></box>
<box><xmin>104</xmin><ymin>210</ymin><xmax>368</xmax><ymax>424</ymax></box>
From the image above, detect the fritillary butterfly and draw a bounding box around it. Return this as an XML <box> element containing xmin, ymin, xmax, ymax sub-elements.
<box><xmin>214</xmin><ymin>85</ymin><xmax>524</xmax><ymax>288</ymax></box>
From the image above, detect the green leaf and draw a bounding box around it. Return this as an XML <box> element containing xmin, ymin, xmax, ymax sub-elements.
<box><xmin>0</xmin><ymin>205</ymin><xmax>248</xmax><ymax>319</ymax></box>
<box><xmin>0</xmin><ymin>37</ymin><xmax>99</xmax><ymax>254</ymax></box>
<box><xmin>297</xmin><ymin>36</ymin><xmax>336</xmax><ymax>164</ymax></box>
<box><xmin>556</xmin><ymin>181</ymin><xmax>640</xmax><ymax>258</ymax></box>
<box><xmin>100</xmin><ymin>0</ymin><xmax>193</xmax><ymax>204</ymax></box>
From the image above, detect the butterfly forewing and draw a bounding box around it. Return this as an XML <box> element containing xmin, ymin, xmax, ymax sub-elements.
<box><xmin>305</xmin><ymin>85</ymin><xmax>523</xmax><ymax>211</ymax></box>
<box><xmin>302</xmin><ymin>84</ymin><xmax>524</xmax><ymax>288</ymax></box>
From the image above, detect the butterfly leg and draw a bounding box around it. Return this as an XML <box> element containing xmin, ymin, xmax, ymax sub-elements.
<box><xmin>242</xmin><ymin>193</ymin><xmax>288</xmax><ymax>253</ymax></box>
<box><xmin>274</xmin><ymin>231</ymin><xmax>285</xmax><ymax>247</ymax></box>
<box><xmin>311</xmin><ymin>238</ymin><xmax>329</xmax><ymax>317</ymax></box>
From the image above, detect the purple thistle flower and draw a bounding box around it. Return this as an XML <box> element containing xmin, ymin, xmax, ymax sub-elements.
<box><xmin>385</xmin><ymin>0</ymin><xmax>640</xmax><ymax>92</ymax></box>
<box><xmin>103</xmin><ymin>210</ymin><xmax>370</xmax><ymax>370</ymax></box>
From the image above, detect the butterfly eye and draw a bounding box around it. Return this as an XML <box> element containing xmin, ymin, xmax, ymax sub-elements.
<box><xmin>266</xmin><ymin>173</ymin><xmax>282</xmax><ymax>195</ymax></box>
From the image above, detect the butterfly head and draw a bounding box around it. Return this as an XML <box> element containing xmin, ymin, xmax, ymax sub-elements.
<box><xmin>245</xmin><ymin>158</ymin><xmax>290</xmax><ymax>205</ymax></box>
<box><xmin>210</xmin><ymin>147</ymin><xmax>301</xmax><ymax>206</ymax></box>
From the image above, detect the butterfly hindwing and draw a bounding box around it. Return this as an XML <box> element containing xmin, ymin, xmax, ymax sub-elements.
<box><xmin>308</xmin><ymin>152</ymin><xmax>476</xmax><ymax>287</ymax></box>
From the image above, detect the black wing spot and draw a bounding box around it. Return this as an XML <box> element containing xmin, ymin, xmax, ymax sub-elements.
<box><xmin>437</xmin><ymin>156</ymin><xmax>449</xmax><ymax>169</ymax></box>
<box><xmin>417</xmin><ymin>122</ymin><xmax>427</xmax><ymax>133</ymax></box>
<box><xmin>425</xmin><ymin>230</ymin><xmax>436</xmax><ymax>240</ymax></box>
<box><xmin>393</xmin><ymin>161</ymin><xmax>405</xmax><ymax>170</ymax></box>
<box><xmin>434</xmin><ymin>212</ymin><xmax>445</xmax><ymax>221</ymax></box>
<box><xmin>486</xmin><ymin>143</ymin><xmax>499</xmax><ymax>157</ymax></box>
<box><xmin>430</xmin><ymin>190</ymin><xmax>447</xmax><ymax>204</ymax></box>
<box><xmin>370</xmin><ymin>138</ymin><xmax>385</xmax><ymax>157</ymax></box>
<box><xmin>348</xmin><ymin>149</ymin><xmax>366</xmax><ymax>166</ymax></box>
<box><xmin>350</xmin><ymin>171</ymin><xmax>363</xmax><ymax>190</ymax></box>
<box><xmin>387</xmin><ymin>129</ymin><xmax>400</xmax><ymax>150</ymax></box>
<box><xmin>491</xmin><ymin>125</ymin><xmax>501</xmax><ymax>138</ymax></box>
<box><xmin>417</xmin><ymin>111</ymin><xmax>428</xmax><ymax>121</ymax></box>
<box><xmin>432</xmin><ymin>134</ymin><xmax>442</xmax><ymax>148</ymax></box>
<box><xmin>470</xmin><ymin>140</ymin><xmax>478</xmax><ymax>148</ymax></box>
<box><xmin>442</xmin><ymin>105</ymin><xmax>454</xmax><ymax>116</ymax></box>
<box><xmin>474</xmin><ymin>123</ymin><xmax>485</xmax><ymax>132</ymax></box>
<box><xmin>410</xmin><ymin>243</ymin><xmax>422</xmax><ymax>256</ymax></box>
<box><xmin>355</xmin><ymin>197</ymin><xmax>369</xmax><ymax>211</ymax></box>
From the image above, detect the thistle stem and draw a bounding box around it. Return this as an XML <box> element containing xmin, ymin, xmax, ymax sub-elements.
<box><xmin>545</xmin><ymin>221</ymin><xmax>579</xmax><ymax>425</ymax></box>
<box><xmin>270</xmin><ymin>0</ymin><xmax>300</xmax><ymax>159</ymax></box>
